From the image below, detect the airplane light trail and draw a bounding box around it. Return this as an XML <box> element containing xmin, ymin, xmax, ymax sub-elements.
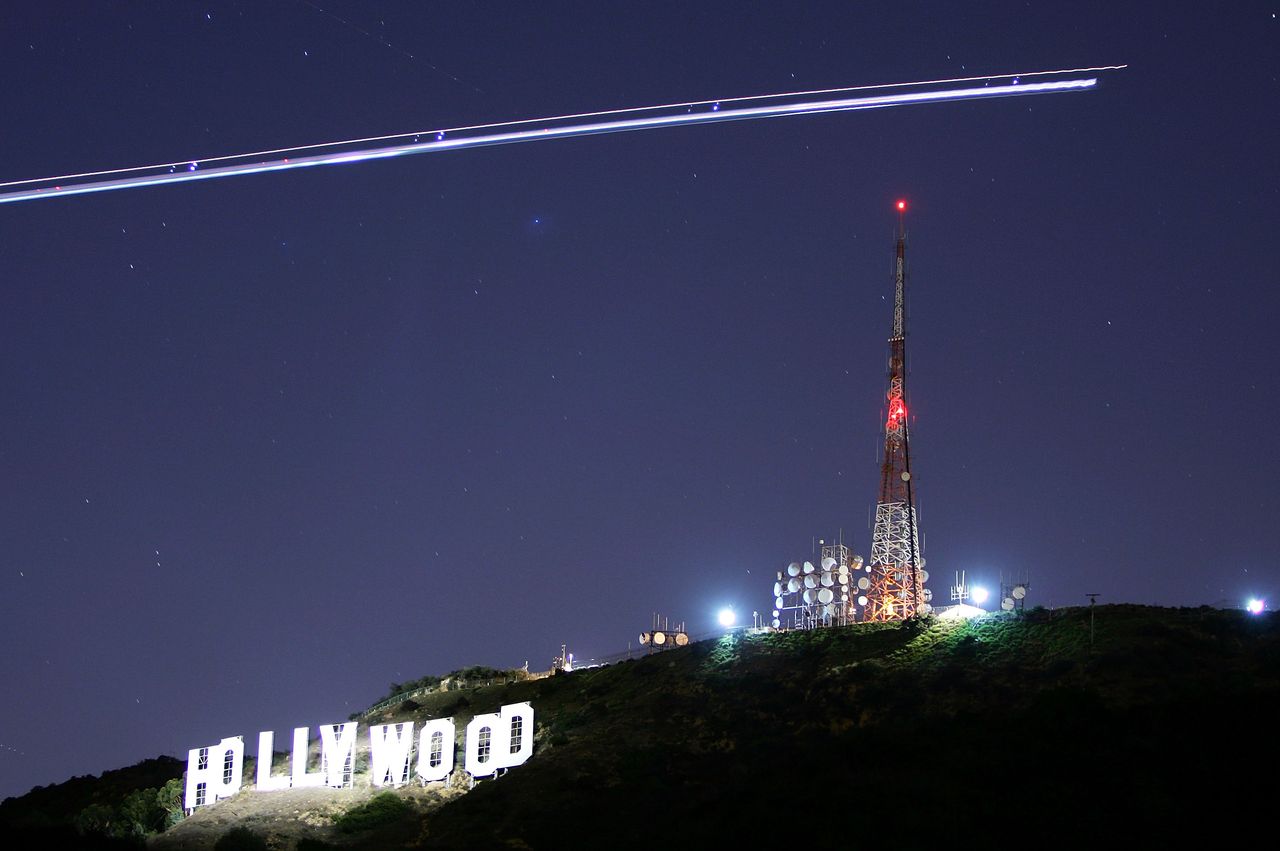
<box><xmin>0</xmin><ymin>67</ymin><xmax>1123</xmax><ymax>205</ymax></box>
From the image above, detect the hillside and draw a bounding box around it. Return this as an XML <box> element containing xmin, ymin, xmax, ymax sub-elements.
<box><xmin>5</xmin><ymin>604</ymin><xmax>1279</xmax><ymax>849</ymax></box>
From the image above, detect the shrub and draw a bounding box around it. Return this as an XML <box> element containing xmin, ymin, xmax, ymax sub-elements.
<box><xmin>214</xmin><ymin>826</ymin><xmax>267</xmax><ymax>851</ymax></box>
<box><xmin>332</xmin><ymin>792</ymin><xmax>411</xmax><ymax>834</ymax></box>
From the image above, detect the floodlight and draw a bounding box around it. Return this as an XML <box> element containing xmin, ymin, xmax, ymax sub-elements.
<box><xmin>971</xmin><ymin>586</ymin><xmax>990</xmax><ymax>605</ymax></box>
<box><xmin>1247</xmin><ymin>598</ymin><xmax>1265</xmax><ymax>615</ymax></box>
<box><xmin>718</xmin><ymin>608</ymin><xmax>736</xmax><ymax>627</ymax></box>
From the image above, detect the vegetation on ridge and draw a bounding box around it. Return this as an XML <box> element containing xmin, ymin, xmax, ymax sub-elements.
<box><xmin>3</xmin><ymin>605</ymin><xmax>1279</xmax><ymax>849</ymax></box>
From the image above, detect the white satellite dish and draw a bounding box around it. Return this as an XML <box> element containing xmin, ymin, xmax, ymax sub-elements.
<box><xmin>919</xmin><ymin>603</ymin><xmax>933</xmax><ymax>614</ymax></box>
<box><xmin>674</xmin><ymin>632</ymin><xmax>689</xmax><ymax>646</ymax></box>
<box><xmin>1013</xmin><ymin>585</ymin><xmax>1027</xmax><ymax>600</ymax></box>
<box><xmin>840</xmin><ymin>589</ymin><xmax>848</xmax><ymax>599</ymax></box>
<box><xmin>837</xmin><ymin>564</ymin><xmax>849</xmax><ymax>575</ymax></box>
<box><xmin>771</xmin><ymin>618</ymin><xmax>780</xmax><ymax>628</ymax></box>
<box><xmin>865</xmin><ymin>564</ymin><xmax>872</xmax><ymax>572</ymax></box>
<box><xmin>639</xmin><ymin>632</ymin><xmax>650</xmax><ymax>645</ymax></box>
<box><xmin>920</xmin><ymin>569</ymin><xmax>930</xmax><ymax>583</ymax></box>
<box><xmin>787</xmin><ymin>578</ymin><xmax>802</xmax><ymax>593</ymax></box>
<box><xmin>923</xmin><ymin>588</ymin><xmax>933</xmax><ymax>602</ymax></box>
<box><xmin>821</xmin><ymin>556</ymin><xmax>837</xmax><ymax>570</ymax></box>
<box><xmin>652</xmin><ymin>631</ymin><xmax>667</xmax><ymax>645</ymax></box>
<box><xmin>773</xmin><ymin>581</ymin><xmax>783</xmax><ymax>597</ymax></box>
<box><xmin>838</xmin><ymin>573</ymin><xmax>849</xmax><ymax>585</ymax></box>
<box><xmin>775</xmin><ymin>596</ymin><xmax>785</xmax><ymax>609</ymax></box>
<box><xmin>772</xmin><ymin>609</ymin><xmax>780</xmax><ymax>617</ymax></box>
<box><xmin>820</xmin><ymin>572</ymin><xmax>835</xmax><ymax>587</ymax></box>
<box><xmin>918</xmin><ymin>557</ymin><xmax>926</xmax><ymax>568</ymax></box>
<box><xmin>818</xmin><ymin>588</ymin><xmax>834</xmax><ymax>605</ymax></box>
<box><xmin>857</xmin><ymin>576</ymin><xmax>871</xmax><ymax>590</ymax></box>
<box><xmin>1001</xmin><ymin>598</ymin><xmax>1014</xmax><ymax>611</ymax></box>
<box><xmin>857</xmin><ymin>595</ymin><xmax>868</xmax><ymax>607</ymax></box>
<box><xmin>804</xmin><ymin>574</ymin><xmax>819</xmax><ymax>589</ymax></box>
<box><xmin>803</xmin><ymin>561</ymin><xmax>816</xmax><ymax>574</ymax></box>
<box><xmin>787</xmin><ymin>562</ymin><xmax>801</xmax><ymax>577</ymax></box>
<box><xmin>851</xmin><ymin>554</ymin><xmax>864</xmax><ymax>567</ymax></box>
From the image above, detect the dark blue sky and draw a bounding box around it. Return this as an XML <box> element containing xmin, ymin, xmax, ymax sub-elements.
<box><xmin>1</xmin><ymin>1</ymin><xmax>1276</xmax><ymax>799</ymax></box>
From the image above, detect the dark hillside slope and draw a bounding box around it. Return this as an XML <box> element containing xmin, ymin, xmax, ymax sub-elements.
<box><xmin>409</xmin><ymin>605</ymin><xmax>1280</xmax><ymax>849</ymax></box>
<box><xmin>4</xmin><ymin>605</ymin><xmax>1278</xmax><ymax>849</ymax></box>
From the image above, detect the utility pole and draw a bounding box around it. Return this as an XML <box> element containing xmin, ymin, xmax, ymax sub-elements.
<box><xmin>1086</xmin><ymin>593</ymin><xmax>1100</xmax><ymax>648</ymax></box>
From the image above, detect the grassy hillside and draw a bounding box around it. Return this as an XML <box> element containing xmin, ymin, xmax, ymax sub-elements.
<box><xmin>5</xmin><ymin>605</ymin><xmax>1279</xmax><ymax>849</ymax></box>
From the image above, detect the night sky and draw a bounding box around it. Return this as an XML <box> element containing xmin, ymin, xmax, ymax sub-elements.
<box><xmin>2</xmin><ymin>1</ymin><xmax>1277</xmax><ymax>800</ymax></box>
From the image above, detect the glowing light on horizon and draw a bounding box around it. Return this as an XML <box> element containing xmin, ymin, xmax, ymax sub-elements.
<box><xmin>718</xmin><ymin>608</ymin><xmax>737</xmax><ymax>628</ymax></box>
<box><xmin>971</xmin><ymin>586</ymin><xmax>990</xmax><ymax>605</ymax></box>
<box><xmin>1247</xmin><ymin>598</ymin><xmax>1265</xmax><ymax>615</ymax></box>
<box><xmin>0</xmin><ymin>67</ymin><xmax>1122</xmax><ymax>205</ymax></box>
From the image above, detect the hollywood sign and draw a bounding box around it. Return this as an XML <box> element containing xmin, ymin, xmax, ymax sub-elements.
<box><xmin>184</xmin><ymin>702</ymin><xmax>533</xmax><ymax>812</ymax></box>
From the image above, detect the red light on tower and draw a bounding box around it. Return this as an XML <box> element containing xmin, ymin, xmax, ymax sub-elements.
<box><xmin>896</xmin><ymin>200</ymin><xmax>906</xmax><ymax>211</ymax></box>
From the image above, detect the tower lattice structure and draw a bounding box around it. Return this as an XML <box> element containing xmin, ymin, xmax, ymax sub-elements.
<box><xmin>862</xmin><ymin>203</ymin><xmax>927</xmax><ymax>621</ymax></box>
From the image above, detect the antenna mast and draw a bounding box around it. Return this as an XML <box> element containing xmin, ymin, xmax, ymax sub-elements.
<box><xmin>862</xmin><ymin>200</ymin><xmax>929</xmax><ymax>621</ymax></box>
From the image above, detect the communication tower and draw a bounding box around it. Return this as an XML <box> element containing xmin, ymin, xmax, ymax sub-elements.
<box><xmin>770</xmin><ymin>538</ymin><xmax>863</xmax><ymax>630</ymax></box>
<box><xmin>862</xmin><ymin>201</ymin><xmax>930</xmax><ymax>621</ymax></box>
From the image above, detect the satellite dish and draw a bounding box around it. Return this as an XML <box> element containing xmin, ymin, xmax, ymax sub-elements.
<box><xmin>803</xmin><ymin>561</ymin><xmax>815</xmax><ymax>574</ymax></box>
<box><xmin>773</xmin><ymin>582</ymin><xmax>783</xmax><ymax>597</ymax></box>
<box><xmin>787</xmin><ymin>578</ymin><xmax>802</xmax><ymax>593</ymax></box>
<box><xmin>653</xmin><ymin>631</ymin><xmax>667</xmax><ymax>645</ymax></box>
<box><xmin>818</xmin><ymin>588</ymin><xmax>834</xmax><ymax>605</ymax></box>
<box><xmin>920</xmin><ymin>569</ymin><xmax>930</xmax><ymax>583</ymax></box>
<box><xmin>823</xmin><ymin>604</ymin><xmax>837</xmax><ymax>617</ymax></box>
<box><xmin>1013</xmin><ymin>585</ymin><xmax>1027</xmax><ymax>600</ymax></box>
<box><xmin>820</xmin><ymin>572</ymin><xmax>835</xmax><ymax>587</ymax></box>
<box><xmin>923</xmin><ymin>588</ymin><xmax>933</xmax><ymax>602</ymax></box>
<box><xmin>1001</xmin><ymin>598</ymin><xmax>1015</xmax><ymax>611</ymax></box>
<box><xmin>851</xmin><ymin>555</ymin><xmax>864</xmax><ymax>567</ymax></box>
<box><xmin>804</xmin><ymin>574</ymin><xmax>819</xmax><ymax>589</ymax></box>
<box><xmin>865</xmin><ymin>564</ymin><xmax>873</xmax><ymax>572</ymax></box>
<box><xmin>838</xmin><ymin>573</ymin><xmax>849</xmax><ymax>585</ymax></box>
<box><xmin>640</xmin><ymin>632</ymin><xmax>651</xmax><ymax>645</ymax></box>
<box><xmin>771</xmin><ymin>618</ymin><xmax>780</xmax><ymax>628</ymax></box>
<box><xmin>674</xmin><ymin>632</ymin><xmax>689</xmax><ymax>646</ymax></box>
<box><xmin>857</xmin><ymin>595</ymin><xmax>868</xmax><ymax>607</ymax></box>
<box><xmin>774</xmin><ymin>596</ymin><xmax>785</xmax><ymax>609</ymax></box>
<box><xmin>840</xmin><ymin>589</ymin><xmax>848</xmax><ymax>599</ymax></box>
<box><xmin>837</xmin><ymin>564</ymin><xmax>849</xmax><ymax>576</ymax></box>
<box><xmin>919</xmin><ymin>603</ymin><xmax>932</xmax><ymax>614</ymax></box>
<box><xmin>918</xmin><ymin>558</ymin><xmax>926</xmax><ymax>568</ymax></box>
<box><xmin>772</xmin><ymin>609</ymin><xmax>779</xmax><ymax>617</ymax></box>
<box><xmin>787</xmin><ymin>562</ymin><xmax>801</xmax><ymax>577</ymax></box>
<box><xmin>857</xmin><ymin>576</ymin><xmax>871</xmax><ymax>590</ymax></box>
<box><xmin>821</xmin><ymin>556</ymin><xmax>837</xmax><ymax>570</ymax></box>
<box><xmin>803</xmin><ymin>589</ymin><xmax>818</xmax><ymax>605</ymax></box>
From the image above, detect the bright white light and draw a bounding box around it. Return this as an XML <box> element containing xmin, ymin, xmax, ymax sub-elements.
<box><xmin>1247</xmin><ymin>598</ymin><xmax>1265</xmax><ymax>615</ymax></box>
<box><xmin>971</xmin><ymin>586</ymin><xmax>990</xmax><ymax>605</ymax></box>
<box><xmin>718</xmin><ymin>608</ymin><xmax>736</xmax><ymax>627</ymax></box>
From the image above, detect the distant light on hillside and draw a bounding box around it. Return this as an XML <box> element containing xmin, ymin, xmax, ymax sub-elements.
<box><xmin>971</xmin><ymin>586</ymin><xmax>990</xmax><ymax>605</ymax></box>
<box><xmin>1246</xmin><ymin>598</ymin><xmax>1265</xmax><ymax>615</ymax></box>
<box><xmin>718</xmin><ymin>608</ymin><xmax>736</xmax><ymax>628</ymax></box>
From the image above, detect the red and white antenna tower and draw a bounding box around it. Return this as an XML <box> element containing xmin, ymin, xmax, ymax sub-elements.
<box><xmin>861</xmin><ymin>200</ymin><xmax>929</xmax><ymax>621</ymax></box>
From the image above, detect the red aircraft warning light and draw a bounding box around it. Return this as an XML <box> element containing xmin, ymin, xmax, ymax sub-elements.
<box><xmin>896</xmin><ymin>200</ymin><xmax>906</xmax><ymax>211</ymax></box>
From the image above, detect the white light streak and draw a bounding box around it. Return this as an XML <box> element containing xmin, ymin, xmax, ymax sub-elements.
<box><xmin>0</xmin><ymin>67</ymin><xmax>1120</xmax><ymax>205</ymax></box>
